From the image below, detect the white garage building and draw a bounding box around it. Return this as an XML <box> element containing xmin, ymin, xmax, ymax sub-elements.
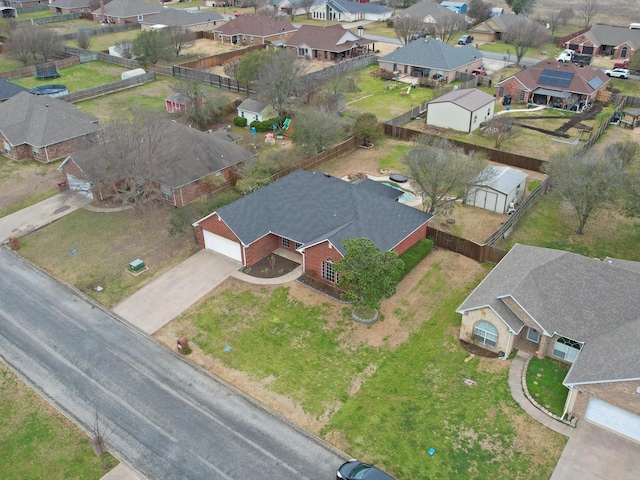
<box><xmin>466</xmin><ymin>166</ymin><xmax>527</xmax><ymax>214</ymax></box>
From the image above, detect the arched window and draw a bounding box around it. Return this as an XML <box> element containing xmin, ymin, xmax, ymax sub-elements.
<box><xmin>621</xmin><ymin>47</ymin><xmax>628</xmax><ymax>58</ymax></box>
<box><xmin>553</xmin><ymin>337</ymin><xmax>581</xmax><ymax>363</ymax></box>
<box><xmin>474</xmin><ymin>321</ymin><xmax>498</xmax><ymax>347</ymax></box>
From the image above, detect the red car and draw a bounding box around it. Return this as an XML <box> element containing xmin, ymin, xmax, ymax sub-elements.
<box><xmin>471</xmin><ymin>69</ymin><xmax>488</xmax><ymax>76</ymax></box>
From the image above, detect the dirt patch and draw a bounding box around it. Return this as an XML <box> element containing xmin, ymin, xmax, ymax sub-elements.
<box><xmin>0</xmin><ymin>160</ymin><xmax>65</xmax><ymax>215</ymax></box>
<box><xmin>242</xmin><ymin>253</ymin><xmax>299</xmax><ymax>278</ymax></box>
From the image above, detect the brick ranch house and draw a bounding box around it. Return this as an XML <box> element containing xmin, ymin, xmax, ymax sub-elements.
<box><xmin>0</xmin><ymin>91</ymin><xmax>100</xmax><ymax>162</ymax></box>
<box><xmin>193</xmin><ymin>170</ymin><xmax>433</xmax><ymax>285</ymax></box>
<box><xmin>285</xmin><ymin>24</ymin><xmax>373</xmax><ymax>62</ymax></box>
<box><xmin>60</xmin><ymin>121</ymin><xmax>256</xmax><ymax>206</ymax></box>
<box><xmin>212</xmin><ymin>14</ymin><xmax>297</xmax><ymax>45</ymax></box>
<box><xmin>457</xmin><ymin>244</ymin><xmax>640</xmax><ymax>442</ymax></box>
<box><xmin>495</xmin><ymin>59</ymin><xmax>609</xmax><ymax>108</ymax></box>
<box><xmin>561</xmin><ymin>24</ymin><xmax>640</xmax><ymax>60</ymax></box>
<box><xmin>92</xmin><ymin>0</ymin><xmax>161</xmax><ymax>25</ymax></box>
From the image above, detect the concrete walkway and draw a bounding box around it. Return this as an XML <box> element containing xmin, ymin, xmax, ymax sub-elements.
<box><xmin>0</xmin><ymin>191</ymin><xmax>90</xmax><ymax>243</ymax></box>
<box><xmin>99</xmin><ymin>464</ymin><xmax>141</xmax><ymax>480</ymax></box>
<box><xmin>509</xmin><ymin>351</ymin><xmax>574</xmax><ymax>437</ymax></box>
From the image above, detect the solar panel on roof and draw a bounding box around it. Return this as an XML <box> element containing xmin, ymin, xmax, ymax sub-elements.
<box><xmin>588</xmin><ymin>77</ymin><xmax>604</xmax><ymax>90</ymax></box>
<box><xmin>539</xmin><ymin>68</ymin><xmax>575</xmax><ymax>87</ymax></box>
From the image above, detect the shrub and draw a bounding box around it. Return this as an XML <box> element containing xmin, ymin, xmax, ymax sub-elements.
<box><xmin>395</xmin><ymin>238</ymin><xmax>434</xmax><ymax>281</ymax></box>
<box><xmin>386</xmin><ymin>19</ymin><xmax>394</xmax><ymax>28</ymax></box>
<box><xmin>250</xmin><ymin>117</ymin><xmax>279</xmax><ymax>132</ymax></box>
<box><xmin>181</xmin><ymin>346</ymin><xmax>193</xmax><ymax>355</ymax></box>
<box><xmin>233</xmin><ymin>116</ymin><xmax>247</xmax><ymax>127</ymax></box>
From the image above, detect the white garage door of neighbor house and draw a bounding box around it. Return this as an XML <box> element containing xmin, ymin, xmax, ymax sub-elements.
<box><xmin>67</xmin><ymin>174</ymin><xmax>93</xmax><ymax>198</ymax></box>
<box><xmin>203</xmin><ymin>230</ymin><xmax>242</xmax><ymax>262</ymax></box>
<box><xmin>585</xmin><ymin>397</ymin><xmax>640</xmax><ymax>442</ymax></box>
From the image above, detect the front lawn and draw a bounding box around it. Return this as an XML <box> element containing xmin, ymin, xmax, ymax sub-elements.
<box><xmin>10</xmin><ymin>61</ymin><xmax>128</xmax><ymax>92</ymax></box>
<box><xmin>525</xmin><ymin>357</ymin><xmax>570</xmax><ymax>416</ymax></box>
<box><xmin>502</xmin><ymin>195</ymin><xmax>640</xmax><ymax>261</ymax></box>
<box><xmin>18</xmin><ymin>206</ymin><xmax>199</xmax><ymax>307</ymax></box>
<box><xmin>158</xmin><ymin>251</ymin><xmax>566</xmax><ymax>480</ymax></box>
<box><xmin>0</xmin><ymin>364</ymin><xmax>116</xmax><ymax>479</ymax></box>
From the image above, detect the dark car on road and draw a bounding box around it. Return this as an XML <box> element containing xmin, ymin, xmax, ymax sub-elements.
<box><xmin>337</xmin><ymin>460</ymin><xmax>395</xmax><ymax>480</ymax></box>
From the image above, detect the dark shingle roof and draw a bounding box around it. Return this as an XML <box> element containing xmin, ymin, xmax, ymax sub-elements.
<box><xmin>92</xmin><ymin>0</ymin><xmax>161</xmax><ymax>18</ymax></box>
<box><xmin>205</xmin><ymin>170</ymin><xmax>432</xmax><ymax>255</ymax></box>
<box><xmin>328</xmin><ymin>0</ymin><xmax>392</xmax><ymax>15</ymax></box>
<box><xmin>0</xmin><ymin>91</ymin><xmax>100</xmax><ymax>148</ymax></box>
<box><xmin>214</xmin><ymin>14</ymin><xmax>296</xmax><ymax>37</ymax></box>
<box><xmin>379</xmin><ymin>38</ymin><xmax>483</xmax><ymax>71</ymax></box>
<box><xmin>49</xmin><ymin>0</ymin><xmax>92</xmax><ymax>9</ymax></box>
<box><xmin>352</xmin><ymin>178</ymin><xmax>402</xmax><ymax>201</ymax></box>
<box><xmin>457</xmin><ymin>244</ymin><xmax>640</xmax><ymax>385</ymax></box>
<box><xmin>285</xmin><ymin>24</ymin><xmax>372</xmax><ymax>52</ymax></box>
<box><xmin>140</xmin><ymin>8</ymin><xmax>224</xmax><ymax>26</ymax></box>
<box><xmin>0</xmin><ymin>79</ymin><xmax>29</xmax><ymax>102</ymax></box>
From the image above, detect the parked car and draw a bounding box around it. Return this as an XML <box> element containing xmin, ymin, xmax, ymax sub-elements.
<box><xmin>432</xmin><ymin>73</ymin><xmax>445</xmax><ymax>81</ymax></box>
<box><xmin>337</xmin><ymin>460</ymin><xmax>395</xmax><ymax>480</ymax></box>
<box><xmin>604</xmin><ymin>68</ymin><xmax>630</xmax><ymax>79</ymax></box>
<box><xmin>471</xmin><ymin>68</ymin><xmax>487</xmax><ymax>76</ymax></box>
<box><xmin>458</xmin><ymin>35</ymin><xmax>473</xmax><ymax>45</ymax></box>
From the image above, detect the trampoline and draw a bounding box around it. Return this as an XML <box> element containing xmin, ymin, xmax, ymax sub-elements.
<box><xmin>35</xmin><ymin>63</ymin><xmax>60</xmax><ymax>80</ymax></box>
<box><xmin>30</xmin><ymin>85</ymin><xmax>69</xmax><ymax>98</ymax></box>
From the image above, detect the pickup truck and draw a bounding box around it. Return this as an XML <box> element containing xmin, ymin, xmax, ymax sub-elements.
<box><xmin>556</xmin><ymin>49</ymin><xmax>593</xmax><ymax>67</ymax></box>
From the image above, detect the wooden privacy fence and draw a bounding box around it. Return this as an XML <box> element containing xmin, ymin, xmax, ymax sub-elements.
<box><xmin>179</xmin><ymin>43</ymin><xmax>265</xmax><ymax>69</ymax></box>
<box><xmin>173</xmin><ymin>65</ymin><xmax>247</xmax><ymax>93</ymax></box>
<box><xmin>59</xmin><ymin>23</ymin><xmax>140</xmax><ymax>41</ymax></box>
<box><xmin>61</xmin><ymin>72</ymin><xmax>156</xmax><ymax>102</ymax></box>
<box><xmin>0</xmin><ymin>56</ymin><xmax>80</xmax><ymax>80</ymax></box>
<box><xmin>14</xmin><ymin>12</ymin><xmax>81</xmax><ymax>27</ymax></box>
<box><xmin>429</xmin><ymin>228</ymin><xmax>507</xmax><ymax>264</ymax></box>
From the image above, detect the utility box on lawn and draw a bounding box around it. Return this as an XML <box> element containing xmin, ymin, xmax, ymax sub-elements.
<box><xmin>129</xmin><ymin>259</ymin><xmax>145</xmax><ymax>272</ymax></box>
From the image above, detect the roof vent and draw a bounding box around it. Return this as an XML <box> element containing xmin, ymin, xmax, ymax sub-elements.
<box><xmin>324</xmin><ymin>173</ymin><xmax>331</xmax><ymax>178</ymax></box>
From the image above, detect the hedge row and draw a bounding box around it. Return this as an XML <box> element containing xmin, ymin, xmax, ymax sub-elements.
<box><xmin>395</xmin><ymin>238</ymin><xmax>434</xmax><ymax>282</ymax></box>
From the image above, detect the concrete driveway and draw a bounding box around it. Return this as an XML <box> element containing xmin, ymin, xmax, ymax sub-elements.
<box><xmin>113</xmin><ymin>249</ymin><xmax>241</xmax><ymax>334</ymax></box>
<box><xmin>551</xmin><ymin>421</ymin><xmax>640</xmax><ymax>480</ymax></box>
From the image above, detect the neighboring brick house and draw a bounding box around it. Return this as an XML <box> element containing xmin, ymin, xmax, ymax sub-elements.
<box><xmin>0</xmin><ymin>91</ymin><xmax>100</xmax><ymax>163</ymax></box>
<box><xmin>309</xmin><ymin>0</ymin><xmax>393</xmax><ymax>23</ymax></box>
<box><xmin>378</xmin><ymin>38</ymin><xmax>483</xmax><ymax>83</ymax></box>
<box><xmin>59</xmin><ymin>121</ymin><xmax>256</xmax><ymax>205</ymax></box>
<box><xmin>284</xmin><ymin>24</ymin><xmax>373</xmax><ymax>62</ymax></box>
<box><xmin>212</xmin><ymin>14</ymin><xmax>297</xmax><ymax>45</ymax></box>
<box><xmin>562</xmin><ymin>24</ymin><xmax>640</xmax><ymax>60</ymax></box>
<box><xmin>92</xmin><ymin>0</ymin><xmax>161</xmax><ymax>24</ymax></box>
<box><xmin>469</xmin><ymin>13</ymin><xmax>528</xmax><ymax>43</ymax></box>
<box><xmin>49</xmin><ymin>0</ymin><xmax>93</xmax><ymax>15</ymax></box>
<box><xmin>495</xmin><ymin>59</ymin><xmax>609</xmax><ymax>108</ymax></box>
<box><xmin>193</xmin><ymin>170</ymin><xmax>432</xmax><ymax>283</ymax></box>
<box><xmin>395</xmin><ymin>1</ymin><xmax>465</xmax><ymax>33</ymax></box>
<box><xmin>139</xmin><ymin>8</ymin><xmax>225</xmax><ymax>33</ymax></box>
<box><xmin>456</xmin><ymin>244</ymin><xmax>640</xmax><ymax>442</ymax></box>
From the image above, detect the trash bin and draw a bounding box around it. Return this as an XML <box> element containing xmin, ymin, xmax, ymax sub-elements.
<box><xmin>502</xmin><ymin>95</ymin><xmax>512</xmax><ymax>106</ymax></box>
<box><xmin>57</xmin><ymin>181</ymin><xmax>68</xmax><ymax>191</ymax></box>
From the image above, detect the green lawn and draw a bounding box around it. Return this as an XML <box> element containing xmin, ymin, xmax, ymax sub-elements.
<box><xmin>525</xmin><ymin>357</ymin><xmax>570</xmax><ymax>416</ymax></box>
<box><xmin>18</xmin><ymin>207</ymin><xmax>198</xmax><ymax>307</ymax></box>
<box><xmin>65</xmin><ymin>30</ymin><xmax>140</xmax><ymax>53</ymax></box>
<box><xmin>10</xmin><ymin>61</ymin><xmax>128</xmax><ymax>92</ymax></box>
<box><xmin>502</xmin><ymin>196</ymin><xmax>640</xmax><ymax>261</ymax></box>
<box><xmin>14</xmin><ymin>9</ymin><xmax>53</xmax><ymax>20</ymax></box>
<box><xmin>0</xmin><ymin>365</ymin><xmax>116</xmax><ymax>480</ymax></box>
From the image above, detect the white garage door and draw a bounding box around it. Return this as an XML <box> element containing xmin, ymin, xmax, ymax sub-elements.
<box><xmin>585</xmin><ymin>398</ymin><xmax>640</xmax><ymax>442</ymax></box>
<box><xmin>66</xmin><ymin>174</ymin><xmax>93</xmax><ymax>198</ymax></box>
<box><xmin>203</xmin><ymin>230</ymin><xmax>242</xmax><ymax>262</ymax></box>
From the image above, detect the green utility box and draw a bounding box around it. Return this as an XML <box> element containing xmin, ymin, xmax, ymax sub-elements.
<box><xmin>129</xmin><ymin>259</ymin><xmax>145</xmax><ymax>272</ymax></box>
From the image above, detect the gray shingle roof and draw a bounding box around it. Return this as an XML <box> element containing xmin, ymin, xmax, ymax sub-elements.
<box><xmin>457</xmin><ymin>244</ymin><xmax>640</xmax><ymax>385</ymax></box>
<box><xmin>237</xmin><ymin>98</ymin><xmax>269</xmax><ymax>114</ymax></box>
<box><xmin>214</xmin><ymin>14</ymin><xmax>296</xmax><ymax>37</ymax></box>
<box><xmin>49</xmin><ymin>0</ymin><xmax>92</xmax><ymax>9</ymax></box>
<box><xmin>140</xmin><ymin>8</ymin><xmax>224</xmax><ymax>26</ymax></box>
<box><xmin>428</xmin><ymin>88</ymin><xmax>495</xmax><ymax>111</ymax></box>
<box><xmin>582</xmin><ymin>24</ymin><xmax>640</xmax><ymax>50</ymax></box>
<box><xmin>206</xmin><ymin>170</ymin><xmax>432</xmax><ymax>255</ymax></box>
<box><xmin>480</xmin><ymin>166</ymin><xmax>527</xmax><ymax>194</ymax></box>
<box><xmin>0</xmin><ymin>91</ymin><xmax>100</xmax><ymax>148</ymax></box>
<box><xmin>328</xmin><ymin>0</ymin><xmax>391</xmax><ymax>15</ymax></box>
<box><xmin>379</xmin><ymin>38</ymin><xmax>483</xmax><ymax>71</ymax></box>
<box><xmin>398</xmin><ymin>0</ymin><xmax>464</xmax><ymax>23</ymax></box>
<box><xmin>69</xmin><ymin>121</ymin><xmax>256</xmax><ymax>188</ymax></box>
<box><xmin>0</xmin><ymin>79</ymin><xmax>29</xmax><ymax>102</ymax></box>
<box><xmin>352</xmin><ymin>178</ymin><xmax>402</xmax><ymax>201</ymax></box>
<box><xmin>92</xmin><ymin>0</ymin><xmax>161</xmax><ymax>18</ymax></box>
<box><xmin>285</xmin><ymin>24</ymin><xmax>372</xmax><ymax>53</ymax></box>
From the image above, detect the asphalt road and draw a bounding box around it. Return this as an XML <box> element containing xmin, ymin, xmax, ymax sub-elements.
<box><xmin>0</xmin><ymin>248</ymin><xmax>345</xmax><ymax>480</ymax></box>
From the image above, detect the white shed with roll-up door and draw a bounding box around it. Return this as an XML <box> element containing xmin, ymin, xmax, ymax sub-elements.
<box><xmin>466</xmin><ymin>166</ymin><xmax>528</xmax><ymax>214</ymax></box>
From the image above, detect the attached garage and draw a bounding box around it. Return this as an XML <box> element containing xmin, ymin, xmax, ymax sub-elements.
<box><xmin>203</xmin><ymin>230</ymin><xmax>242</xmax><ymax>262</ymax></box>
<box><xmin>585</xmin><ymin>398</ymin><xmax>640</xmax><ymax>442</ymax></box>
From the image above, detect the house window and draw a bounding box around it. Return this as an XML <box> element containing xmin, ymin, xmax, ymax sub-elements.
<box><xmin>295</xmin><ymin>242</ymin><xmax>302</xmax><ymax>249</ymax></box>
<box><xmin>241</xmin><ymin>112</ymin><xmax>245</xmax><ymax>117</ymax></box>
<box><xmin>553</xmin><ymin>337</ymin><xmax>581</xmax><ymax>362</ymax></box>
<box><xmin>160</xmin><ymin>184</ymin><xmax>172</xmax><ymax>201</ymax></box>
<box><xmin>487</xmin><ymin>108</ymin><xmax>491</xmax><ymax>115</ymax></box>
<box><xmin>242</xmin><ymin>36</ymin><xmax>246</xmax><ymax>42</ymax></box>
<box><xmin>498</xmin><ymin>87</ymin><xmax>504</xmax><ymax>97</ymax></box>
<box><xmin>250</xmin><ymin>36</ymin><xmax>254</xmax><ymax>43</ymax></box>
<box><xmin>137</xmin><ymin>14</ymin><xmax>143</xmax><ymax>21</ymax></box>
<box><xmin>474</xmin><ymin>321</ymin><xmax>498</xmax><ymax>348</ymax></box>
<box><xmin>473</xmin><ymin>115</ymin><xmax>478</xmax><ymax>124</ymax></box>
<box><xmin>282</xmin><ymin>238</ymin><xmax>290</xmax><ymax>247</ymax></box>
<box><xmin>322</xmin><ymin>258</ymin><xmax>337</xmax><ymax>283</ymax></box>
<box><xmin>526</xmin><ymin>327</ymin><xmax>540</xmax><ymax>343</ymax></box>
<box><xmin>32</xmin><ymin>146</ymin><xmax>40</xmax><ymax>158</ymax></box>
<box><xmin>3</xmin><ymin>141</ymin><xmax>11</xmax><ymax>154</ymax></box>
<box><xmin>215</xmin><ymin>171</ymin><xmax>222</xmax><ymax>177</ymax></box>
<box><xmin>621</xmin><ymin>47</ymin><xmax>628</xmax><ymax>58</ymax></box>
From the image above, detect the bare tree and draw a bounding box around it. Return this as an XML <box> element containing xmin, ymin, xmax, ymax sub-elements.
<box><xmin>32</xmin><ymin>26</ymin><xmax>63</xmax><ymax>61</ymax></box>
<box><xmin>91</xmin><ymin>409</ymin><xmax>112</xmax><ymax>468</ymax></box>
<box><xmin>502</xmin><ymin>16</ymin><xmax>549</xmax><ymax>65</ymax></box>
<box><xmin>115</xmin><ymin>40</ymin><xmax>134</xmax><ymax>59</ymax></box>
<box><xmin>4</xmin><ymin>27</ymin><xmax>35</xmax><ymax>66</ymax></box>
<box><xmin>257</xmin><ymin>49</ymin><xmax>305</xmax><ymax>121</ymax></box>
<box><xmin>467</xmin><ymin>0</ymin><xmax>494</xmax><ymax>23</ymax></box>
<box><xmin>290</xmin><ymin>107</ymin><xmax>348</xmax><ymax>156</ymax></box>
<box><xmin>88</xmin><ymin>112</ymin><xmax>182</xmax><ymax>211</ymax></box>
<box><xmin>298</xmin><ymin>0</ymin><xmax>316</xmax><ymax>19</ymax></box>
<box><xmin>76</xmin><ymin>30</ymin><xmax>92</xmax><ymax>50</ymax></box>
<box><xmin>550</xmin><ymin>152</ymin><xmax>626</xmax><ymax>235</ymax></box>
<box><xmin>557</xmin><ymin>6</ymin><xmax>574</xmax><ymax>25</ymax></box>
<box><xmin>223</xmin><ymin>59</ymin><xmax>239</xmax><ymax>80</ymax></box>
<box><xmin>394</xmin><ymin>16</ymin><xmax>426</xmax><ymax>45</ymax></box>
<box><xmin>482</xmin><ymin>116</ymin><xmax>519</xmax><ymax>148</ymax></box>
<box><xmin>579</xmin><ymin>0</ymin><xmax>599</xmax><ymax>28</ymax></box>
<box><xmin>167</xmin><ymin>26</ymin><xmax>195</xmax><ymax>58</ymax></box>
<box><xmin>169</xmin><ymin>78</ymin><xmax>229</xmax><ymax>129</ymax></box>
<box><xmin>318</xmin><ymin>63</ymin><xmax>350</xmax><ymax>112</ymax></box>
<box><xmin>402</xmin><ymin>135</ymin><xmax>491</xmax><ymax>215</ymax></box>
<box><xmin>5</xmin><ymin>25</ymin><xmax>62</xmax><ymax>65</ymax></box>
<box><xmin>0</xmin><ymin>17</ymin><xmax>14</xmax><ymax>39</ymax></box>
<box><xmin>426</xmin><ymin>11</ymin><xmax>464</xmax><ymax>44</ymax></box>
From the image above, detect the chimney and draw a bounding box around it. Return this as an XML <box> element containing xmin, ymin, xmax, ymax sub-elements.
<box><xmin>100</xmin><ymin>0</ymin><xmax>104</xmax><ymax>18</ymax></box>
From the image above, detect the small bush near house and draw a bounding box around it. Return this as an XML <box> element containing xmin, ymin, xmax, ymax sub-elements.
<box><xmin>250</xmin><ymin>117</ymin><xmax>279</xmax><ymax>132</ymax></box>
<box><xmin>233</xmin><ymin>116</ymin><xmax>247</xmax><ymax>127</ymax></box>
<box><xmin>395</xmin><ymin>238</ymin><xmax>434</xmax><ymax>281</ymax></box>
